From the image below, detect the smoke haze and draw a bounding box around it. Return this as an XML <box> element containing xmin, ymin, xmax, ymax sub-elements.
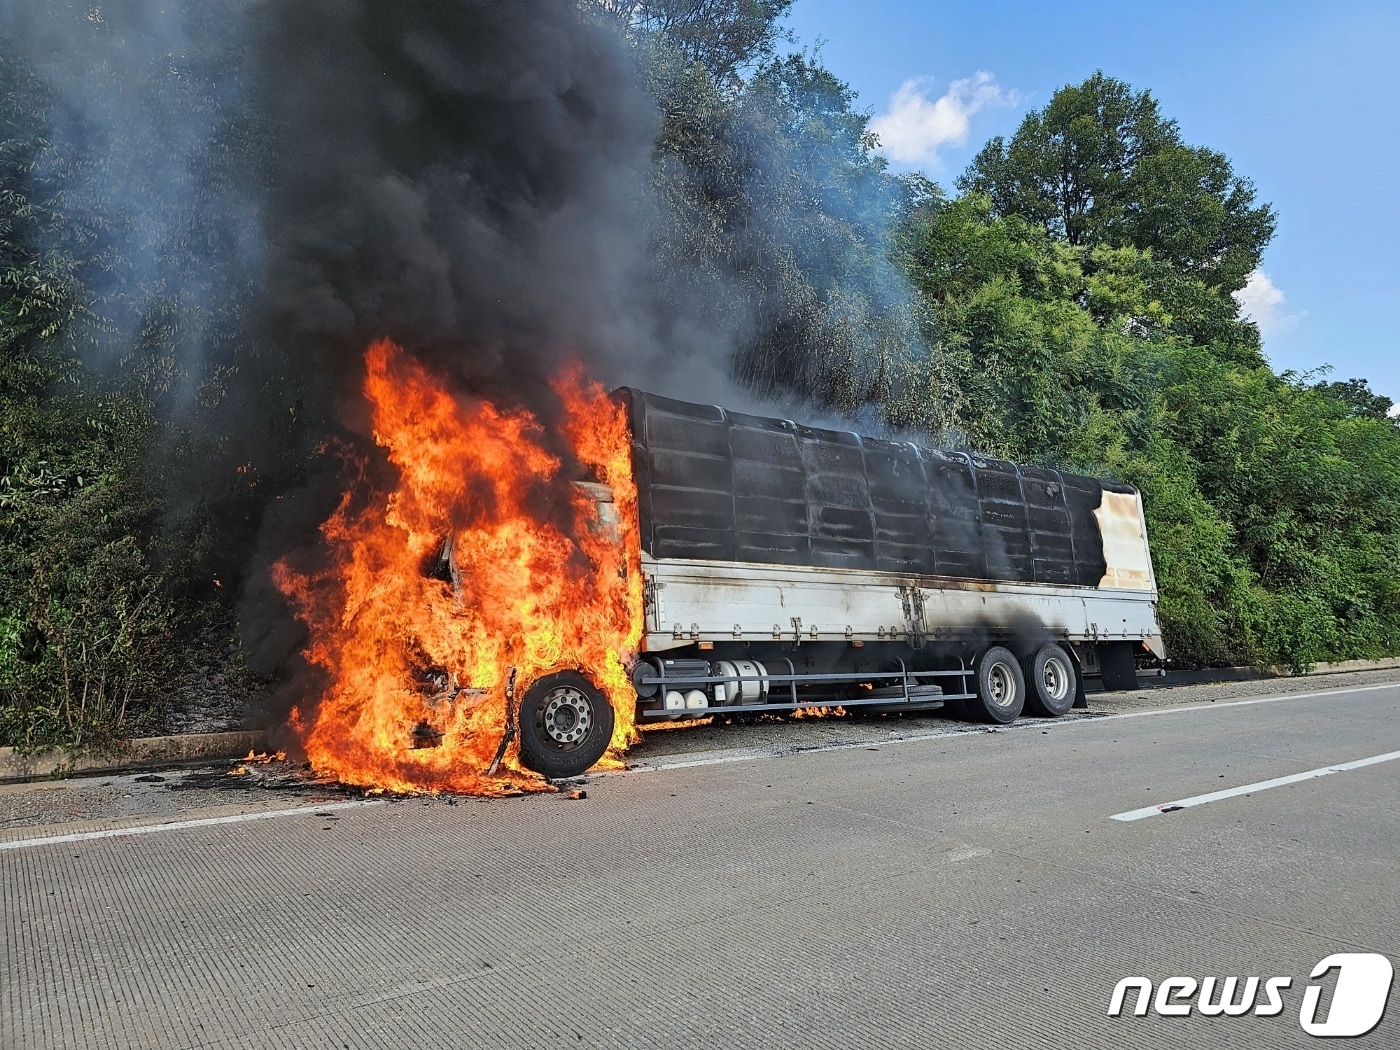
<box><xmin>1</xmin><ymin>0</ymin><xmax>260</xmax><ymax>405</ymax></box>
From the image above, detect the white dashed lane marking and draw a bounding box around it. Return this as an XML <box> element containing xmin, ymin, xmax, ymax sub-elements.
<box><xmin>0</xmin><ymin>798</ymin><xmax>382</xmax><ymax>852</ymax></box>
<box><xmin>1110</xmin><ymin>749</ymin><xmax>1400</xmax><ymax>821</ymax></box>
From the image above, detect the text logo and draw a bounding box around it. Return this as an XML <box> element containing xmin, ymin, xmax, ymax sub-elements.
<box><xmin>1108</xmin><ymin>953</ymin><xmax>1393</xmax><ymax>1038</ymax></box>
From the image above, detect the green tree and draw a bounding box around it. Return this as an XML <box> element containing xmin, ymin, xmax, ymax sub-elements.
<box><xmin>587</xmin><ymin>0</ymin><xmax>794</xmax><ymax>84</ymax></box>
<box><xmin>1</xmin><ymin>6</ymin><xmax>280</xmax><ymax>749</ymax></box>
<box><xmin>899</xmin><ymin>189</ymin><xmax>1400</xmax><ymax>670</ymax></box>
<box><xmin>959</xmin><ymin>72</ymin><xmax>1275</xmax><ymax>292</ymax></box>
<box><xmin>1313</xmin><ymin>376</ymin><xmax>1397</xmax><ymax>423</ymax></box>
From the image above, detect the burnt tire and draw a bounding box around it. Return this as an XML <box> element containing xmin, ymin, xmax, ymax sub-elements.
<box><xmin>1023</xmin><ymin>643</ymin><xmax>1076</xmax><ymax>717</ymax></box>
<box><xmin>518</xmin><ymin>671</ymin><xmax>614</xmax><ymax>779</ymax></box>
<box><xmin>966</xmin><ymin>646</ymin><xmax>1025</xmax><ymax>724</ymax></box>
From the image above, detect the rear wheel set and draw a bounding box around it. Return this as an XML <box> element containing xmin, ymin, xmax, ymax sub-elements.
<box><xmin>964</xmin><ymin>643</ymin><xmax>1078</xmax><ymax>724</ymax></box>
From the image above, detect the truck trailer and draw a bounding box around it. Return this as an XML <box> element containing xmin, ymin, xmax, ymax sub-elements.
<box><xmin>516</xmin><ymin>388</ymin><xmax>1164</xmax><ymax>777</ymax></box>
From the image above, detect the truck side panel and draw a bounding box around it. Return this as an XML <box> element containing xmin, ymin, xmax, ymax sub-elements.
<box><xmin>643</xmin><ymin>555</ymin><xmax>1165</xmax><ymax>658</ymax></box>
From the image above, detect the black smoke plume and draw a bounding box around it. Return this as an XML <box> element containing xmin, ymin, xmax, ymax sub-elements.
<box><xmin>255</xmin><ymin>0</ymin><xmax>662</xmax><ymax>418</ymax></box>
<box><xmin>241</xmin><ymin>0</ymin><xmax>677</xmax><ymax>708</ymax></box>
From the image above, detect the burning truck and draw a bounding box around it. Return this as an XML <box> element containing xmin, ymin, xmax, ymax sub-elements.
<box><xmin>279</xmin><ymin>343</ymin><xmax>1163</xmax><ymax>792</ymax></box>
<box><xmin>537</xmin><ymin>388</ymin><xmax>1164</xmax><ymax>776</ymax></box>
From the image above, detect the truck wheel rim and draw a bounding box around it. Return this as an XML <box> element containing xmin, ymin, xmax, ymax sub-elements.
<box><xmin>1042</xmin><ymin>657</ymin><xmax>1069</xmax><ymax>702</ymax></box>
<box><xmin>542</xmin><ymin>688</ymin><xmax>592</xmax><ymax>748</ymax></box>
<box><xmin>988</xmin><ymin>663</ymin><xmax>1016</xmax><ymax>707</ymax></box>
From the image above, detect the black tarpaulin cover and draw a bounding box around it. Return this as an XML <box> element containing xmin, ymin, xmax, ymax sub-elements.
<box><xmin>621</xmin><ymin>388</ymin><xmax>1132</xmax><ymax>589</ymax></box>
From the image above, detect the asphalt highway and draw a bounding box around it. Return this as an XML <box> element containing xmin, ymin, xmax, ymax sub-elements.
<box><xmin>3</xmin><ymin>675</ymin><xmax>1398</xmax><ymax>1049</ymax></box>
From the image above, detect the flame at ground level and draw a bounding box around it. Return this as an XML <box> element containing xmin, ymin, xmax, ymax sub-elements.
<box><xmin>274</xmin><ymin>340</ymin><xmax>644</xmax><ymax>795</ymax></box>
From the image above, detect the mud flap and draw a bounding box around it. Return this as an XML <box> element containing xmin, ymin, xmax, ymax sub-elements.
<box><xmin>1098</xmin><ymin>641</ymin><xmax>1140</xmax><ymax>692</ymax></box>
<box><xmin>1064</xmin><ymin>643</ymin><xmax>1089</xmax><ymax>709</ymax></box>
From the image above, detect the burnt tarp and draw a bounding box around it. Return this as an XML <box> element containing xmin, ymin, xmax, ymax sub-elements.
<box><xmin>621</xmin><ymin>389</ymin><xmax>1119</xmax><ymax>587</ymax></box>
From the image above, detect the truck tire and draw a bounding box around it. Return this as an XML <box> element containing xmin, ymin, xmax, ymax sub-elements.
<box><xmin>967</xmin><ymin>646</ymin><xmax>1025</xmax><ymax>724</ymax></box>
<box><xmin>517</xmin><ymin>671</ymin><xmax>614</xmax><ymax>779</ymax></box>
<box><xmin>1098</xmin><ymin>641</ymin><xmax>1139</xmax><ymax>692</ymax></box>
<box><xmin>1023</xmin><ymin>643</ymin><xmax>1076</xmax><ymax>717</ymax></box>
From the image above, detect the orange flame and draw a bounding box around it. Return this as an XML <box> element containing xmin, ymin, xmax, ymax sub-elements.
<box><xmin>274</xmin><ymin>339</ymin><xmax>643</xmax><ymax>795</ymax></box>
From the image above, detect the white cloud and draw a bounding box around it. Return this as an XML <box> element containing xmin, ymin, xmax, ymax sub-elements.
<box><xmin>1389</xmin><ymin>403</ymin><xmax>1400</xmax><ymax>420</ymax></box>
<box><xmin>869</xmin><ymin>72</ymin><xmax>1017</xmax><ymax>166</ymax></box>
<box><xmin>1233</xmin><ymin>270</ymin><xmax>1307</xmax><ymax>338</ymax></box>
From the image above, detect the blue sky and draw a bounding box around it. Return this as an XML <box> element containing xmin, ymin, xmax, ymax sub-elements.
<box><xmin>782</xmin><ymin>0</ymin><xmax>1400</xmax><ymax>405</ymax></box>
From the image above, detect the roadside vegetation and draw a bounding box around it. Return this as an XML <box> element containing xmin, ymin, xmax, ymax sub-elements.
<box><xmin>3</xmin><ymin>1</ymin><xmax>1399</xmax><ymax>748</ymax></box>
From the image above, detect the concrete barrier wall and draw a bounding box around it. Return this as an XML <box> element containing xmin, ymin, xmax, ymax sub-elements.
<box><xmin>0</xmin><ymin>730</ymin><xmax>269</xmax><ymax>783</ymax></box>
<box><xmin>1151</xmin><ymin>656</ymin><xmax>1400</xmax><ymax>686</ymax></box>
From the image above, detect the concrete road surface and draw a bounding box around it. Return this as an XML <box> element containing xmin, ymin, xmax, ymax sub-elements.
<box><xmin>3</xmin><ymin>677</ymin><xmax>1398</xmax><ymax>1049</ymax></box>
